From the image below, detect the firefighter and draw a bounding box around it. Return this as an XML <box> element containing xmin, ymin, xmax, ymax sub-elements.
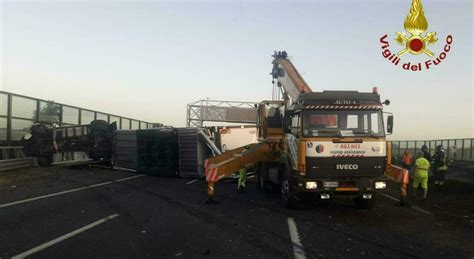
<box><xmin>412</xmin><ymin>152</ymin><xmax>430</xmax><ymax>200</ymax></box>
<box><xmin>237</xmin><ymin>145</ymin><xmax>250</xmax><ymax>192</ymax></box>
<box><xmin>401</xmin><ymin>150</ymin><xmax>413</xmax><ymax>170</ymax></box>
<box><xmin>421</xmin><ymin>144</ymin><xmax>432</xmax><ymax>162</ymax></box>
<box><xmin>433</xmin><ymin>145</ymin><xmax>448</xmax><ymax>190</ymax></box>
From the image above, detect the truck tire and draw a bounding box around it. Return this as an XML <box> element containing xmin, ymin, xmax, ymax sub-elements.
<box><xmin>281</xmin><ymin>167</ymin><xmax>301</xmax><ymax>209</ymax></box>
<box><xmin>37</xmin><ymin>154</ymin><xmax>53</xmax><ymax>167</ymax></box>
<box><xmin>31</xmin><ymin>124</ymin><xmax>49</xmax><ymax>138</ymax></box>
<box><xmin>90</xmin><ymin>120</ymin><xmax>109</xmax><ymax>133</ymax></box>
<box><xmin>354</xmin><ymin>194</ymin><xmax>377</xmax><ymax>210</ymax></box>
<box><xmin>256</xmin><ymin>163</ymin><xmax>271</xmax><ymax>192</ymax></box>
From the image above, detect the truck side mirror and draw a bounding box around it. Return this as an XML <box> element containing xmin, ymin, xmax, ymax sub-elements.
<box><xmin>387</xmin><ymin>115</ymin><xmax>393</xmax><ymax>134</ymax></box>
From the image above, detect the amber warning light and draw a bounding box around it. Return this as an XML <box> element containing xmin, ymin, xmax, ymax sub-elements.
<box><xmin>372</xmin><ymin>87</ymin><xmax>379</xmax><ymax>95</ymax></box>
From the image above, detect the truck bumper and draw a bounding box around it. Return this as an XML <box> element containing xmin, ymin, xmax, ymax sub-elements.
<box><xmin>290</xmin><ymin>176</ymin><xmax>387</xmax><ymax>199</ymax></box>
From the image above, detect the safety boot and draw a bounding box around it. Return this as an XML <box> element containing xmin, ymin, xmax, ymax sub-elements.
<box><xmin>422</xmin><ymin>188</ymin><xmax>428</xmax><ymax>201</ymax></box>
<box><xmin>411</xmin><ymin>188</ymin><xmax>418</xmax><ymax>200</ymax></box>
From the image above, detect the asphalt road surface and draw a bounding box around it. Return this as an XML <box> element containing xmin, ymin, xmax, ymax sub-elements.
<box><xmin>0</xmin><ymin>167</ymin><xmax>473</xmax><ymax>258</ymax></box>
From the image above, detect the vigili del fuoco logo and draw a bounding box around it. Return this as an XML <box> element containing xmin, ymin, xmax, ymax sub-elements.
<box><xmin>379</xmin><ymin>0</ymin><xmax>453</xmax><ymax>71</ymax></box>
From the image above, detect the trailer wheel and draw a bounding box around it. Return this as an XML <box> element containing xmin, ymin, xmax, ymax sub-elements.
<box><xmin>281</xmin><ymin>168</ymin><xmax>301</xmax><ymax>209</ymax></box>
<box><xmin>90</xmin><ymin>120</ymin><xmax>109</xmax><ymax>133</ymax></box>
<box><xmin>37</xmin><ymin>154</ymin><xmax>53</xmax><ymax>167</ymax></box>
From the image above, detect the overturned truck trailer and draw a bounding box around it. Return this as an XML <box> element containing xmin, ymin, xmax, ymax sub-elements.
<box><xmin>112</xmin><ymin>128</ymin><xmax>179</xmax><ymax>175</ymax></box>
<box><xmin>137</xmin><ymin>128</ymin><xmax>179</xmax><ymax>176</ymax></box>
<box><xmin>112</xmin><ymin>127</ymin><xmax>219</xmax><ymax>178</ymax></box>
<box><xmin>21</xmin><ymin>120</ymin><xmax>117</xmax><ymax>166</ymax></box>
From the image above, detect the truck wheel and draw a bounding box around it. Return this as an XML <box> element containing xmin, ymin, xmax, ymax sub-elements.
<box><xmin>354</xmin><ymin>194</ymin><xmax>377</xmax><ymax>210</ymax></box>
<box><xmin>90</xmin><ymin>120</ymin><xmax>109</xmax><ymax>133</ymax></box>
<box><xmin>37</xmin><ymin>154</ymin><xmax>53</xmax><ymax>167</ymax></box>
<box><xmin>281</xmin><ymin>171</ymin><xmax>301</xmax><ymax>209</ymax></box>
<box><xmin>256</xmin><ymin>163</ymin><xmax>271</xmax><ymax>192</ymax></box>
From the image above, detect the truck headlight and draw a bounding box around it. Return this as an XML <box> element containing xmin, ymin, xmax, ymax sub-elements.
<box><xmin>374</xmin><ymin>181</ymin><xmax>387</xmax><ymax>190</ymax></box>
<box><xmin>305</xmin><ymin>181</ymin><xmax>318</xmax><ymax>190</ymax></box>
<box><xmin>363</xmin><ymin>194</ymin><xmax>373</xmax><ymax>199</ymax></box>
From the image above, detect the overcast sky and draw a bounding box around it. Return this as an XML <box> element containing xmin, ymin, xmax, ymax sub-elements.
<box><xmin>1</xmin><ymin>0</ymin><xmax>472</xmax><ymax>140</ymax></box>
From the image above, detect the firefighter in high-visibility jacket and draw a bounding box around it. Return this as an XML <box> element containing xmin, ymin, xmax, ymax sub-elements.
<box><xmin>412</xmin><ymin>152</ymin><xmax>430</xmax><ymax>200</ymax></box>
<box><xmin>433</xmin><ymin>145</ymin><xmax>448</xmax><ymax>189</ymax></box>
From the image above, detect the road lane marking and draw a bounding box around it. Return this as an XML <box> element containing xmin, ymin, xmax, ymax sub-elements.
<box><xmin>0</xmin><ymin>174</ymin><xmax>146</xmax><ymax>208</ymax></box>
<box><xmin>186</xmin><ymin>179</ymin><xmax>198</xmax><ymax>185</ymax></box>
<box><xmin>114</xmin><ymin>174</ymin><xmax>145</xmax><ymax>182</ymax></box>
<box><xmin>287</xmin><ymin>217</ymin><xmax>306</xmax><ymax>259</ymax></box>
<box><xmin>12</xmin><ymin>214</ymin><xmax>119</xmax><ymax>259</ymax></box>
<box><xmin>381</xmin><ymin>193</ymin><xmax>433</xmax><ymax>215</ymax></box>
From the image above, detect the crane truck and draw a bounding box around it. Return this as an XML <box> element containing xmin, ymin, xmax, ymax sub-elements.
<box><xmin>205</xmin><ymin>51</ymin><xmax>393</xmax><ymax>209</ymax></box>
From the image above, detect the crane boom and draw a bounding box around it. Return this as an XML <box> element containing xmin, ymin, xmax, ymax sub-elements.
<box><xmin>271</xmin><ymin>51</ymin><xmax>312</xmax><ymax>103</ymax></box>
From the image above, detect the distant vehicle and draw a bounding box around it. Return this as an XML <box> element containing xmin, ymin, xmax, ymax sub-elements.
<box><xmin>205</xmin><ymin>51</ymin><xmax>394</xmax><ymax>209</ymax></box>
<box><xmin>21</xmin><ymin>120</ymin><xmax>116</xmax><ymax>166</ymax></box>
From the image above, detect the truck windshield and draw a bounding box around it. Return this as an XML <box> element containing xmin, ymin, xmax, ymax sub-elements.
<box><xmin>302</xmin><ymin>110</ymin><xmax>384</xmax><ymax>138</ymax></box>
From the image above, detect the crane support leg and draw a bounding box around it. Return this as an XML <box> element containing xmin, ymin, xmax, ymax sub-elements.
<box><xmin>385</xmin><ymin>165</ymin><xmax>410</xmax><ymax>207</ymax></box>
<box><xmin>203</xmin><ymin>143</ymin><xmax>280</xmax><ymax>204</ymax></box>
<box><xmin>204</xmin><ymin>181</ymin><xmax>217</xmax><ymax>204</ymax></box>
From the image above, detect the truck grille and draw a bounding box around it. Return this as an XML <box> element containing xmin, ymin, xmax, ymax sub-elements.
<box><xmin>305</xmin><ymin>157</ymin><xmax>385</xmax><ymax>178</ymax></box>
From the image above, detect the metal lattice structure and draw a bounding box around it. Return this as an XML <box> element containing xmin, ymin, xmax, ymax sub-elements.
<box><xmin>186</xmin><ymin>100</ymin><xmax>259</xmax><ymax>128</ymax></box>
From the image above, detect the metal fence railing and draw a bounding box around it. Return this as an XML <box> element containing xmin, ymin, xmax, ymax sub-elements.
<box><xmin>390</xmin><ymin>138</ymin><xmax>474</xmax><ymax>163</ymax></box>
<box><xmin>0</xmin><ymin>91</ymin><xmax>156</xmax><ymax>146</ymax></box>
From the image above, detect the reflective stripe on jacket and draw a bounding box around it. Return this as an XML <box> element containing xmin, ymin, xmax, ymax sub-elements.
<box><xmin>437</xmin><ymin>157</ymin><xmax>448</xmax><ymax>171</ymax></box>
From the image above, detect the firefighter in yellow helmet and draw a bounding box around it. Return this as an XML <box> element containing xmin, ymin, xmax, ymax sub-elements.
<box><xmin>412</xmin><ymin>152</ymin><xmax>430</xmax><ymax>200</ymax></box>
<box><xmin>237</xmin><ymin>145</ymin><xmax>250</xmax><ymax>192</ymax></box>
